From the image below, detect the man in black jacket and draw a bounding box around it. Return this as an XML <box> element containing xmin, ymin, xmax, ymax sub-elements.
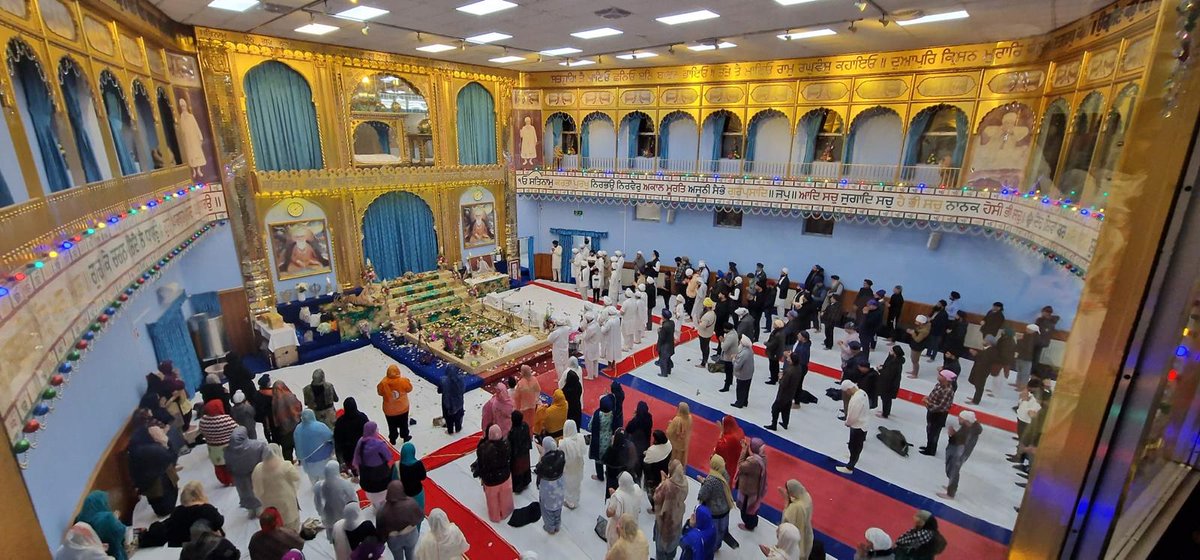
<box><xmin>860</xmin><ymin>299</ymin><xmax>885</xmax><ymax>352</ymax></box>
<box><xmin>764</xmin><ymin>319</ymin><xmax>787</xmax><ymax>384</ymax></box>
<box><xmin>657</xmin><ymin>309</ymin><xmax>676</xmax><ymax>377</ymax></box>
<box><xmin>926</xmin><ymin>300</ymin><xmax>949</xmax><ymax>360</ymax></box>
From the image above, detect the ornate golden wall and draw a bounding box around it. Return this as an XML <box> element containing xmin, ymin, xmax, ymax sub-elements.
<box><xmin>193</xmin><ymin>28</ymin><xmax>519</xmax><ymax>312</ymax></box>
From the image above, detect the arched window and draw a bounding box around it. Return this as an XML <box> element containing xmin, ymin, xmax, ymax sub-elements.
<box><xmin>157</xmin><ymin>87</ymin><xmax>181</xmax><ymax>165</ymax></box>
<box><xmin>99</xmin><ymin>70</ymin><xmax>141</xmax><ymax>175</ymax></box>
<box><xmin>455</xmin><ymin>82</ymin><xmax>496</xmax><ymax>165</ymax></box>
<box><xmin>132</xmin><ymin>80</ymin><xmax>160</xmax><ymax>169</ymax></box>
<box><xmin>659</xmin><ymin>111</ymin><xmax>697</xmax><ymax>171</ymax></box>
<box><xmin>544</xmin><ymin>112</ymin><xmax>578</xmax><ymax>165</ymax></box>
<box><xmin>793</xmin><ymin>109</ymin><xmax>845</xmax><ymax>178</ymax></box>
<box><xmin>618</xmin><ymin>112</ymin><xmax>655</xmax><ymax>169</ymax></box>
<box><xmin>1093</xmin><ymin>84</ymin><xmax>1138</xmax><ymax>181</ymax></box>
<box><xmin>746</xmin><ymin>109</ymin><xmax>790</xmax><ymax>175</ymax></box>
<box><xmin>58</xmin><ymin>57</ymin><xmax>109</xmax><ymax>183</ymax></box>
<box><xmin>580</xmin><ymin>112</ymin><xmax>616</xmax><ymax>169</ymax></box>
<box><xmin>1027</xmin><ymin>99</ymin><xmax>1069</xmax><ymax>188</ymax></box>
<box><xmin>845</xmin><ymin>107</ymin><xmax>903</xmax><ymax>181</ymax></box>
<box><xmin>903</xmin><ymin>105</ymin><xmax>968</xmax><ymax>168</ymax></box>
<box><xmin>7</xmin><ymin>39</ymin><xmax>72</xmax><ymax>191</ymax></box>
<box><xmin>701</xmin><ymin>110</ymin><xmax>743</xmax><ymax>172</ymax></box>
<box><xmin>351</xmin><ymin>73</ymin><xmax>430</xmax><ymax>165</ymax></box>
<box><xmin>244</xmin><ymin>60</ymin><xmax>323</xmax><ymax>171</ymax></box>
<box><xmin>1059</xmin><ymin>92</ymin><xmax>1105</xmax><ymax>196</ymax></box>
<box><xmin>352</xmin><ymin>121</ymin><xmax>393</xmax><ymax>159</ymax></box>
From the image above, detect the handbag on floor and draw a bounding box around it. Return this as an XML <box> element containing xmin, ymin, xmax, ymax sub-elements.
<box><xmin>707</xmin><ymin>362</ymin><xmax>724</xmax><ymax>374</ymax></box>
<box><xmin>594</xmin><ymin>514</ymin><xmax>608</xmax><ymax>541</ymax></box>
<box><xmin>876</xmin><ymin>426</ymin><xmax>912</xmax><ymax>457</ymax></box>
<box><xmin>797</xmin><ymin>389</ymin><xmax>819</xmax><ymax>404</ymax></box>
<box><xmin>508</xmin><ymin>502</ymin><xmax>541</xmax><ymax>527</ymax></box>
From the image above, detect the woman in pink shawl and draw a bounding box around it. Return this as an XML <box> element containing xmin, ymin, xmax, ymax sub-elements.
<box><xmin>735</xmin><ymin>438</ymin><xmax>769</xmax><ymax>531</ymax></box>
<box><xmin>481</xmin><ymin>384</ymin><xmax>514</xmax><ymax>437</ymax></box>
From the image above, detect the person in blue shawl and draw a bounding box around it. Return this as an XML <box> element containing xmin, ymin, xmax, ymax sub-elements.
<box><xmin>75</xmin><ymin>491</ymin><xmax>127</xmax><ymax>560</ymax></box>
<box><xmin>293</xmin><ymin>408</ymin><xmax>334</xmax><ymax>484</ymax></box>
<box><xmin>438</xmin><ymin>366</ymin><xmax>466</xmax><ymax>435</ymax></box>
<box><xmin>588</xmin><ymin>394</ymin><xmax>615</xmax><ymax>482</ymax></box>
<box><xmin>680</xmin><ymin>504</ymin><xmax>718</xmax><ymax>560</ymax></box>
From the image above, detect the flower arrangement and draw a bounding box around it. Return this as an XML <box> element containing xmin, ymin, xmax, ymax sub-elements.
<box><xmin>356</xmin><ymin>319</ymin><xmax>371</xmax><ymax>338</ymax></box>
<box><xmin>317</xmin><ymin>322</ymin><xmax>332</xmax><ymax>335</ymax></box>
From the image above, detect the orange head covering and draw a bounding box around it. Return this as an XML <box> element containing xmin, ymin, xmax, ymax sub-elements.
<box><xmin>203</xmin><ymin>399</ymin><xmax>226</xmax><ymax>416</ymax></box>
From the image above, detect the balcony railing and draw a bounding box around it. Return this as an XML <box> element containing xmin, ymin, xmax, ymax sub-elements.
<box><xmin>548</xmin><ymin>156</ymin><xmax>962</xmax><ymax>187</ymax></box>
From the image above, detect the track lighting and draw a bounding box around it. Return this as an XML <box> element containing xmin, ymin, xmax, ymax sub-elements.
<box><xmin>361</xmin><ymin>23</ymin><xmax>369</xmax><ymax>35</ymax></box>
<box><xmin>854</xmin><ymin>0</ymin><xmax>867</xmax><ymax>12</ymax></box>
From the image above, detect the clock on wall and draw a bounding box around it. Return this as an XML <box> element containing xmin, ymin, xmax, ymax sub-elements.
<box><xmin>287</xmin><ymin>201</ymin><xmax>305</xmax><ymax>217</ymax></box>
<box><xmin>472</xmin><ymin>189</ymin><xmax>484</xmax><ymax>201</ymax></box>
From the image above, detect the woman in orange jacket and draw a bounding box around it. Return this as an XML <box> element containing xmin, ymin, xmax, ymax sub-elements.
<box><xmin>377</xmin><ymin>364</ymin><xmax>414</xmax><ymax>444</ymax></box>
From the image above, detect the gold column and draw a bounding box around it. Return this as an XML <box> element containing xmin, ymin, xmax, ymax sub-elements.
<box><xmin>1009</xmin><ymin>3</ymin><xmax>1200</xmax><ymax>557</ymax></box>
<box><xmin>0</xmin><ymin>428</ymin><xmax>50</xmax><ymax>559</ymax></box>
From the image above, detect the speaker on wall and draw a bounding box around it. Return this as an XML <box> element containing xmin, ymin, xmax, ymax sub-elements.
<box><xmin>665</xmin><ymin>209</ymin><xmax>676</xmax><ymax>224</ymax></box>
<box><xmin>927</xmin><ymin>231</ymin><xmax>943</xmax><ymax>251</ymax></box>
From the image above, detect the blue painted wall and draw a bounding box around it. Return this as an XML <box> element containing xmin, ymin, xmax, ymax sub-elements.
<box><xmin>24</xmin><ymin>222</ymin><xmax>242</xmax><ymax>547</ymax></box>
<box><xmin>517</xmin><ymin>197</ymin><xmax>1082</xmax><ymax>326</ymax></box>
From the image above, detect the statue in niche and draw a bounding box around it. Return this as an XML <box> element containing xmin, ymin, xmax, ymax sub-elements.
<box><xmin>178</xmin><ymin>96</ymin><xmax>208</xmax><ymax>180</ymax></box>
<box><xmin>966</xmin><ymin>105</ymin><xmax>1034</xmax><ymax>189</ymax></box>
<box><xmin>519</xmin><ymin>115</ymin><xmax>538</xmax><ymax>166</ymax></box>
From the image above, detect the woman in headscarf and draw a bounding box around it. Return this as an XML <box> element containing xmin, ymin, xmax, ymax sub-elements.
<box><xmin>736</xmin><ymin>438</ymin><xmax>768</xmax><ymax>531</ymax></box>
<box><xmin>508</xmin><ymin>410</ymin><xmax>534</xmax><ymax>493</ymax></box>
<box><xmin>609</xmin><ymin>381</ymin><xmax>626</xmax><ymax>428</ymax></box>
<box><xmin>127</xmin><ymin>430</ymin><xmax>179</xmax><ymax>517</ymax></box>
<box><xmin>154</xmin><ymin>481</ymin><xmax>224</xmax><ymax>547</ymax></box>
<box><xmin>606</xmin><ymin>513</ymin><xmax>649</xmax><ymax>560</ymax></box>
<box><xmin>198</xmin><ymin>373</ymin><xmax>231</xmax><ymax>412</ymax></box>
<box><xmin>353</xmin><ymin>421</ymin><xmax>394</xmax><ymax>507</ymax></box>
<box><xmin>249</xmin><ymin>507</ymin><xmax>305</xmax><ymax>560</ymax></box>
<box><xmin>314</xmin><ymin>460</ymin><xmax>358</xmax><ymax>542</ymax></box>
<box><xmin>231</xmin><ymin>390</ymin><xmax>258</xmax><ymax>440</ymax></box>
<box><xmin>333</xmin><ymin>502</ymin><xmax>384</xmax><ymax>560</ymax></box>
<box><xmin>130</xmin><ymin>408</ymin><xmax>169</xmax><ymax>450</ymax></box>
<box><xmin>679</xmin><ymin>505</ymin><xmax>718</xmax><ymax>560</ymax></box>
<box><xmin>588</xmin><ymin>394</ymin><xmax>616</xmax><ymax>482</ymax></box>
<box><xmin>713</xmin><ymin>415</ymin><xmax>745</xmax><ymax>483</ymax></box>
<box><xmin>414</xmin><ymin>508</ymin><xmax>469</xmax><ymax>560</ymax></box>
<box><xmin>179</xmin><ymin>520</ymin><xmax>238</xmax><ymax>560</ymax></box>
<box><xmin>254</xmin><ymin>374</ymin><xmax>276</xmax><ymax>443</ymax></box>
<box><xmin>139</xmin><ymin>392</ymin><xmax>174</xmax><ymax>427</ymax></box>
<box><xmin>536</xmin><ymin>389</ymin><xmax>568</xmax><ymax>440</ymax></box>
<box><xmin>481</xmin><ymin>384</ymin><xmax>515</xmax><ymax>437</ymax></box>
<box><xmin>253</xmin><ymin>443</ymin><xmax>302</xmax><ymax>529</ymax></box>
<box><xmin>697</xmin><ymin>455</ymin><xmax>734</xmax><ymax>551</ymax></box>
<box><xmin>272</xmin><ymin>380</ymin><xmax>304</xmax><ymax>461</ymax></box>
<box><xmin>624</xmin><ymin>401</ymin><xmax>653</xmax><ymax>484</ymax></box>
<box><xmin>560</xmin><ymin>358</ymin><xmax>584</xmax><ymax>428</ymax></box>
<box><xmin>893</xmin><ymin>510</ymin><xmax>945</xmax><ymax>560</ymax></box>
<box><xmin>334</xmin><ymin>397</ymin><xmax>369</xmax><ymax>471</ymax></box>
<box><xmin>165</xmin><ymin>377</ymin><xmax>194</xmax><ymax>432</ymax></box>
<box><xmin>393</xmin><ymin>441</ymin><xmax>428</xmax><ymax>511</ymax></box>
<box><xmin>854</xmin><ymin>528</ymin><xmax>895</xmax><ymax>560</ymax></box>
<box><xmin>224</xmin><ymin>355</ymin><xmax>256</xmax><ymax>402</ymax></box>
<box><xmin>55</xmin><ymin>522</ymin><xmax>109</xmax><ymax>560</ymax></box>
<box><xmin>559</xmin><ymin>419</ymin><xmax>587</xmax><ymax>509</ymax></box>
<box><xmin>666</xmin><ymin>402</ymin><xmax>692</xmax><ymax>468</ymax></box>
<box><xmin>438</xmin><ymin>366</ymin><xmax>466</xmax><ymax>435</ymax></box>
<box><xmin>303</xmin><ymin>368</ymin><xmax>340</xmax><ymax>429</ymax></box>
<box><xmin>294</xmin><ymin>408</ymin><xmax>335</xmax><ymax>484</ymax></box>
<box><xmin>780</xmin><ymin>480</ymin><xmax>814</xmax><ymax>558</ymax></box>
<box><xmin>604</xmin><ymin>471</ymin><xmax>644</xmax><ymax>544</ymax></box>
<box><xmin>74</xmin><ymin>491</ymin><xmax>126</xmax><ymax>560</ymax></box>
<box><xmin>643</xmin><ymin>430</ymin><xmax>672</xmax><ymax>509</ymax></box>
<box><xmin>533</xmin><ymin>436</ymin><xmax>566</xmax><ymax>534</ymax></box>
<box><xmin>603</xmin><ymin>428</ymin><xmax>637</xmax><ymax>495</ymax></box>
<box><xmin>198</xmin><ymin>400</ymin><xmax>238</xmax><ymax>486</ymax></box>
<box><xmin>377</xmin><ymin>480</ymin><xmax>424</xmax><ymax>560</ymax></box>
<box><xmin>653</xmin><ymin>459</ymin><xmax>688</xmax><ymax>560</ymax></box>
<box><xmin>760</xmin><ymin>523</ymin><xmax>803</xmax><ymax>560</ymax></box>
<box><xmin>476</xmin><ymin>425</ymin><xmax>513</xmax><ymax>522</ymax></box>
<box><xmin>513</xmin><ymin>366</ymin><xmax>541</xmax><ymax>424</ymax></box>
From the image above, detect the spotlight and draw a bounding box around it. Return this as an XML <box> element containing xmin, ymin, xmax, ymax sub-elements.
<box><xmin>854</xmin><ymin>0</ymin><xmax>868</xmax><ymax>11</ymax></box>
<box><xmin>361</xmin><ymin>23</ymin><xmax>369</xmax><ymax>35</ymax></box>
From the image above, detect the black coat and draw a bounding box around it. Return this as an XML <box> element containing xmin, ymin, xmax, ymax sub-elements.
<box><xmin>625</xmin><ymin>406</ymin><xmax>653</xmax><ymax>462</ymax></box>
<box><xmin>981</xmin><ymin>310</ymin><xmax>1006</xmax><ymax>337</ymax></box>
<box><xmin>198</xmin><ymin>382</ymin><xmax>230</xmax><ymax>411</ymax></box>
<box><xmin>887</xmin><ymin>293</ymin><xmax>905</xmax><ymax>322</ymax></box>
<box><xmin>476</xmin><ymin>437</ymin><xmax>511</xmax><ymax>487</ymax></box>
<box><xmin>878</xmin><ymin>354</ymin><xmax>904</xmax><ymax>399</ymax></box>
<box><xmin>765</xmin><ymin>328</ymin><xmax>787</xmax><ymax>360</ymax></box>
<box><xmin>969</xmin><ymin>346</ymin><xmax>997</xmax><ymax>386</ymax></box>
<box><xmin>774</xmin><ymin>363</ymin><xmax>805</xmax><ymax>409</ymax></box>
<box><xmin>861</xmin><ymin>307</ymin><xmax>885</xmax><ymax>336</ymax></box>
<box><xmin>658</xmin><ymin>319</ymin><xmax>676</xmax><ymax>356</ymax></box>
<box><xmin>562</xmin><ymin>371</ymin><xmax>583</xmax><ymax>428</ymax></box>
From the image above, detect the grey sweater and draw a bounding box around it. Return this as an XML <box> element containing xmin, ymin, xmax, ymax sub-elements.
<box><xmin>697</xmin><ymin>476</ymin><xmax>731</xmax><ymax>517</ymax></box>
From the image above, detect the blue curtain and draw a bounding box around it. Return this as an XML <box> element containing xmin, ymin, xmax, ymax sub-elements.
<box><xmin>624</xmin><ymin>114</ymin><xmax>640</xmax><ymax>159</ymax></box>
<box><xmin>581</xmin><ymin>119</ymin><xmax>591</xmax><ymax>165</ymax></box>
<box><xmin>157</xmin><ymin>91</ymin><xmax>181</xmax><ymax>165</ymax></box>
<box><xmin>456</xmin><ymin>82</ymin><xmax>497</xmax><ymax>165</ymax></box>
<box><xmin>746</xmin><ymin>113</ymin><xmax>776</xmax><ymax>163</ymax></box>
<box><xmin>368</xmin><ymin>122</ymin><xmax>391</xmax><ymax>153</ymax></box>
<box><xmin>709</xmin><ymin>112</ymin><xmax>727</xmax><ymax>162</ymax></box>
<box><xmin>244</xmin><ymin>61</ymin><xmax>323</xmax><ymax>171</ymax></box>
<box><xmin>550</xmin><ymin>115</ymin><xmax>564</xmax><ymax>152</ymax></box>
<box><xmin>102</xmin><ymin>86</ymin><xmax>137</xmax><ymax>175</ymax></box>
<box><xmin>557</xmin><ymin>233</ymin><xmax>574</xmax><ymax>283</ymax></box>
<box><xmin>148</xmin><ymin>295</ymin><xmax>202</xmax><ymax>394</ymax></box>
<box><xmin>0</xmin><ymin>171</ymin><xmax>13</xmax><ymax>207</ymax></box>
<box><xmin>60</xmin><ymin>67</ymin><xmax>102</xmax><ymax>183</ymax></box>
<box><xmin>800</xmin><ymin>111</ymin><xmax>825</xmax><ymax>168</ymax></box>
<box><xmin>952</xmin><ymin>109</ymin><xmax>969</xmax><ymax>168</ymax></box>
<box><xmin>362</xmin><ymin>192</ymin><xmax>438</xmax><ymax>280</ymax></box>
<box><xmin>590</xmin><ymin>236</ymin><xmax>601</xmax><ymax>252</ymax></box>
<box><xmin>190</xmin><ymin>291</ymin><xmax>222</xmax><ymax>316</ymax></box>
<box><xmin>134</xmin><ymin>91</ymin><xmax>160</xmax><ymax>156</ymax></box>
<box><xmin>903</xmin><ymin>107</ymin><xmax>935</xmax><ymax>167</ymax></box>
<box><xmin>15</xmin><ymin>58</ymin><xmax>71</xmax><ymax>191</ymax></box>
<box><xmin>659</xmin><ymin>114</ymin><xmax>673</xmax><ymax>162</ymax></box>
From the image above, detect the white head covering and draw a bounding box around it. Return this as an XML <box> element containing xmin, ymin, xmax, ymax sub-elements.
<box><xmin>625</xmin><ymin>288</ymin><xmax>634</xmax><ymax>297</ymax></box>
<box><xmin>607</xmin><ymin>307</ymin><xmax>620</xmax><ymax>316</ymax></box>
<box><xmin>685</xmin><ymin>268</ymin><xmax>694</xmax><ymax>276</ymax></box>
<box><xmin>734</xmin><ymin>276</ymin><xmax>742</xmax><ymax>283</ymax></box>
<box><xmin>1026</xmin><ymin>323</ymin><xmax>1041</xmax><ymax>333</ymax></box>
<box><xmin>959</xmin><ymin>411</ymin><xmax>977</xmax><ymax>424</ymax></box>
<box><xmin>865</xmin><ymin>527</ymin><xmax>893</xmax><ymax>551</ymax></box>
<box><xmin>740</xmin><ymin>335</ymin><xmax>752</xmax><ymax>347</ymax></box>
<box><xmin>610</xmin><ymin>256</ymin><xmax>619</xmax><ymax>263</ymax></box>
<box><xmin>614</xmin><ymin>251</ymin><xmax>623</xmax><ymax>257</ymax></box>
<box><xmin>584</xmin><ymin>312</ymin><xmax>596</xmax><ymax>322</ymax></box>
<box><xmin>773</xmin><ymin>523</ymin><xmax>803</xmax><ymax>560</ymax></box>
<box><xmin>735</xmin><ymin>307</ymin><xmax>748</xmax><ymax>316</ymax></box>
<box><xmin>916</xmin><ymin>314</ymin><xmax>928</xmax><ymax>324</ymax></box>
<box><xmin>232</xmin><ymin>390</ymin><xmax>246</xmax><ymax>404</ymax></box>
<box><xmin>781</xmin><ymin>267</ymin><xmax>789</xmax><ymax>274</ymax></box>
<box><xmin>416</xmin><ymin>508</ymin><xmax>469</xmax><ymax>560</ymax></box>
<box><xmin>637</xmin><ymin>283</ymin><xmax>646</xmax><ymax>291</ymax></box>
<box><xmin>636</xmin><ymin>251</ymin><xmax>642</xmax><ymax>255</ymax></box>
<box><xmin>841</xmin><ymin>380</ymin><xmax>857</xmax><ymax>391</ymax></box>
<box><xmin>57</xmin><ymin>523</ymin><xmax>109</xmax><ymax>560</ymax></box>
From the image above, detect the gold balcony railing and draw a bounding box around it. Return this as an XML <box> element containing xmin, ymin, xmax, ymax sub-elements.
<box><xmin>252</xmin><ymin>165</ymin><xmax>508</xmax><ymax>197</ymax></box>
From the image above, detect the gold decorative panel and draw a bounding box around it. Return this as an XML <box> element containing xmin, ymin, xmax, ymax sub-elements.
<box><xmin>146</xmin><ymin>47</ymin><xmax>165</xmax><ymax>77</ymax></box>
<box><xmin>750</xmin><ymin>83</ymin><xmax>795</xmax><ymax>104</ymax></box>
<box><xmin>38</xmin><ymin>0</ymin><xmax>75</xmax><ymax>41</ymax></box>
<box><xmin>620</xmin><ymin>88</ymin><xmax>654</xmax><ymax>106</ymax></box>
<box><xmin>1051</xmin><ymin>59</ymin><xmax>1081</xmax><ymax>89</ymax></box>
<box><xmin>659</xmin><ymin>87</ymin><xmax>698</xmax><ymax>105</ymax></box>
<box><xmin>1084</xmin><ymin>48</ymin><xmax>1118</xmax><ymax>82</ymax></box>
<box><xmin>580</xmin><ymin>89</ymin><xmax>614</xmax><ymax>107</ymax></box>
<box><xmin>855</xmin><ymin>78</ymin><xmax>909</xmax><ymax>100</ymax></box>
<box><xmin>83</xmin><ymin>16</ymin><xmax>114</xmax><ymax>55</ymax></box>
<box><xmin>986</xmin><ymin>69</ymin><xmax>1045</xmax><ymax>94</ymax></box>
<box><xmin>915</xmin><ymin>74</ymin><xmax>977</xmax><ymax>98</ymax></box>
<box><xmin>703</xmin><ymin>85</ymin><xmax>743</xmax><ymax>104</ymax></box>
<box><xmin>545</xmin><ymin>90</ymin><xmax>574</xmax><ymax>107</ymax></box>
<box><xmin>119</xmin><ymin>33</ymin><xmax>143</xmax><ymax>68</ymax></box>
<box><xmin>1120</xmin><ymin>35</ymin><xmax>1151</xmax><ymax>73</ymax></box>
<box><xmin>800</xmin><ymin>81</ymin><xmax>849</xmax><ymax>102</ymax></box>
<box><xmin>0</xmin><ymin>0</ymin><xmax>27</xmax><ymax>18</ymax></box>
<box><xmin>513</xmin><ymin>88</ymin><xmax>539</xmax><ymax>109</ymax></box>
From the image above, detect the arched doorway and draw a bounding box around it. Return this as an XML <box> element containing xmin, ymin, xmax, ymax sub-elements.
<box><xmin>361</xmin><ymin>191</ymin><xmax>439</xmax><ymax>280</ymax></box>
<box><xmin>244</xmin><ymin>60</ymin><xmax>323</xmax><ymax>171</ymax></box>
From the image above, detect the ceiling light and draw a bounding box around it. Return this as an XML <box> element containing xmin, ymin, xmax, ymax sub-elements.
<box><xmin>687</xmin><ymin>41</ymin><xmax>736</xmax><ymax>51</ymax></box>
<box><xmin>361</xmin><ymin>23</ymin><xmax>369</xmax><ymax>35</ymax></box>
<box><xmin>334</xmin><ymin>6</ymin><xmax>388</xmax><ymax>21</ymax></box>
<box><xmin>489</xmin><ymin>55</ymin><xmax>525</xmax><ymax>63</ymax></box>
<box><xmin>571</xmin><ymin>27</ymin><xmax>622</xmax><ymax>39</ymax></box>
<box><xmin>559</xmin><ymin>59</ymin><xmax>596</xmax><ymax>67</ymax></box>
<box><xmin>207</xmin><ymin>0</ymin><xmax>258</xmax><ymax>12</ymax></box>
<box><xmin>896</xmin><ymin>10</ymin><xmax>969</xmax><ymax>26</ymax></box>
<box><xmin>416</xmin><ymin>43</ymin><xmax>457</xmax><ymax>53</ymax></box>
<box><xmin>854</xmin><ymin>0</ymin><xmax>868</xmax><ymax>11</ymax></box>
<box><xmin>774</xmin><ymin>0</ymin><xmax>819</xmax><ymax>5</ymax></box>
<box><xmin>615</xmin><ymin>51</ymin><xmax>658</xmax><ymax>60</ymax></box>
<box><xmin>295</xmin><ymin>23</ymin><xmax>338</xmax><ymax>35</ymax></box>
<box><xmin>540</xmin><ymin>47</ymin><xmax>582</xmax><ymax>56</ymax></box>
<box><xmin>656</xmin><ymin>9</ymin><xmax>719</xmax><ymax>25</ymax></box>
<box><xmin>456</xmin><ymin>0</ymin><xmax>516</xmax><ymax>16</ymax></box>
<box><xmin>777</xmin><ymin>28</ymin><xmax>836</xmax><ymax>40</ymax></box>
<box><xmin>466</xmin><ymin>32</ymin><xmax>512</xmax><ymax>44</ymax></box>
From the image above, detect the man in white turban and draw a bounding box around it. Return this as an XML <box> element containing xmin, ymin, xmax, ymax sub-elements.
<box><xmin>602</xmin><ymin>306</ymin><xmax>623</xmax><ymax>368</ymax></box>
<box><xmin>581</xmin><ymin>312</ymin><xmax>602</xmax><ymax>380</ymax></box>
<box><xmin>547</xmin><ymin>315</ymin><xmax>573</xmax><ymax>375</ymax></box>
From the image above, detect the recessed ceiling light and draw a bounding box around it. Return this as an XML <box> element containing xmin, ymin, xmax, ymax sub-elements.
<box><xmin>540</xmin><ymin>47</ymin><xmax>582</xmax><ymax>56</ymax></box>
<box><xmin>777</xmin><ymin>28</ymin><xmax>836</xmax><ymax>40</ymax></box>
<box><xmin>295</xmin><ymin>23</ymin><xmax>338</xmax><ymax>35</ymax></box>
<box><xmin>559</xmin><ymin>59</ymin><xmax>596</xmax><ymax>67</ymax></box>
<box><xmin>207</xmin><ymin>0</ymin><xmax>258</xmax><ymax>12</ymax></box>
<box><xmin>571</xmin><ymin>27</ymin><xmax>622</xmax><ymax>39</ymax></box>
<box><xmin>334</xmin><ymin>6</ymin><xmax>388</xmax><ymax>21</ymax></box>
<box><xmin>466</xmin><ymin>32</ymin><xmax>512</xmax><ymax>44</ymax></box>
<box><xmin>656</xmin><ymin>9</ymin><xmax>720</xmax><ymax>25</ymax></box>
<box><xmin>896</xmin><ymin>10</ymin><xmax>969</xmax><ymax>26</ymax></box>
<box><xmin>457</xmin><ymin>0</ymin><xmax>516</xmax><ymax>16</ymax></box>
<box><xmin>687</xmin><ymin>41</ymin><xmax>736</xmax><ymax>51</ymax></box>
<box><xmin>489</xmin><ymin>55</ymin><xmax>526</xmax><ymax>63</ymax></box>
<box><xmin>615</xmin><ymin>52</ymin><xmax>658</xmax><ymax>60</ymax></box>
<box><xmin>774</xmin><ymin>0</ymin><xmax>820</xmax><ymax>5</ymax></box>
<box><xmin>416</xmin><ymin>43</ymin><xmax>457</xmax><ymax>53</ymax></box>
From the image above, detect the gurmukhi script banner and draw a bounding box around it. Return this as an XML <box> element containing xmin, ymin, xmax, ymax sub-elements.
<box><xmin>516</xmin><ymin>170</ymin><xmax>1100</xmax><ymax>273</ymax></box>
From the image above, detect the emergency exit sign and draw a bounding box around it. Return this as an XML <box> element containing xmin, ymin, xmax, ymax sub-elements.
<box><xmin>573</xmin><ymin>210</ymin><xmax>584</xmax><ymax>216</ymax></box>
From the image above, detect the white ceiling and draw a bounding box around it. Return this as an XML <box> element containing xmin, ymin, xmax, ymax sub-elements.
<box><xmin>154</xmin><ymin>0</ymin><xmax>1113</xmax><ymax>72</ymax></box>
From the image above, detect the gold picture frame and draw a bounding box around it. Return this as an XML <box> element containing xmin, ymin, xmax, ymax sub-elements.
<box><xmin>270</xmin><ymin>219</ymin><xmax>334</xmax><ymax>280</ymax></box>
<box><xmin>461</xmin><ymin>202</ymin><xmax>497</xmax><ymax>248</ymax></box>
